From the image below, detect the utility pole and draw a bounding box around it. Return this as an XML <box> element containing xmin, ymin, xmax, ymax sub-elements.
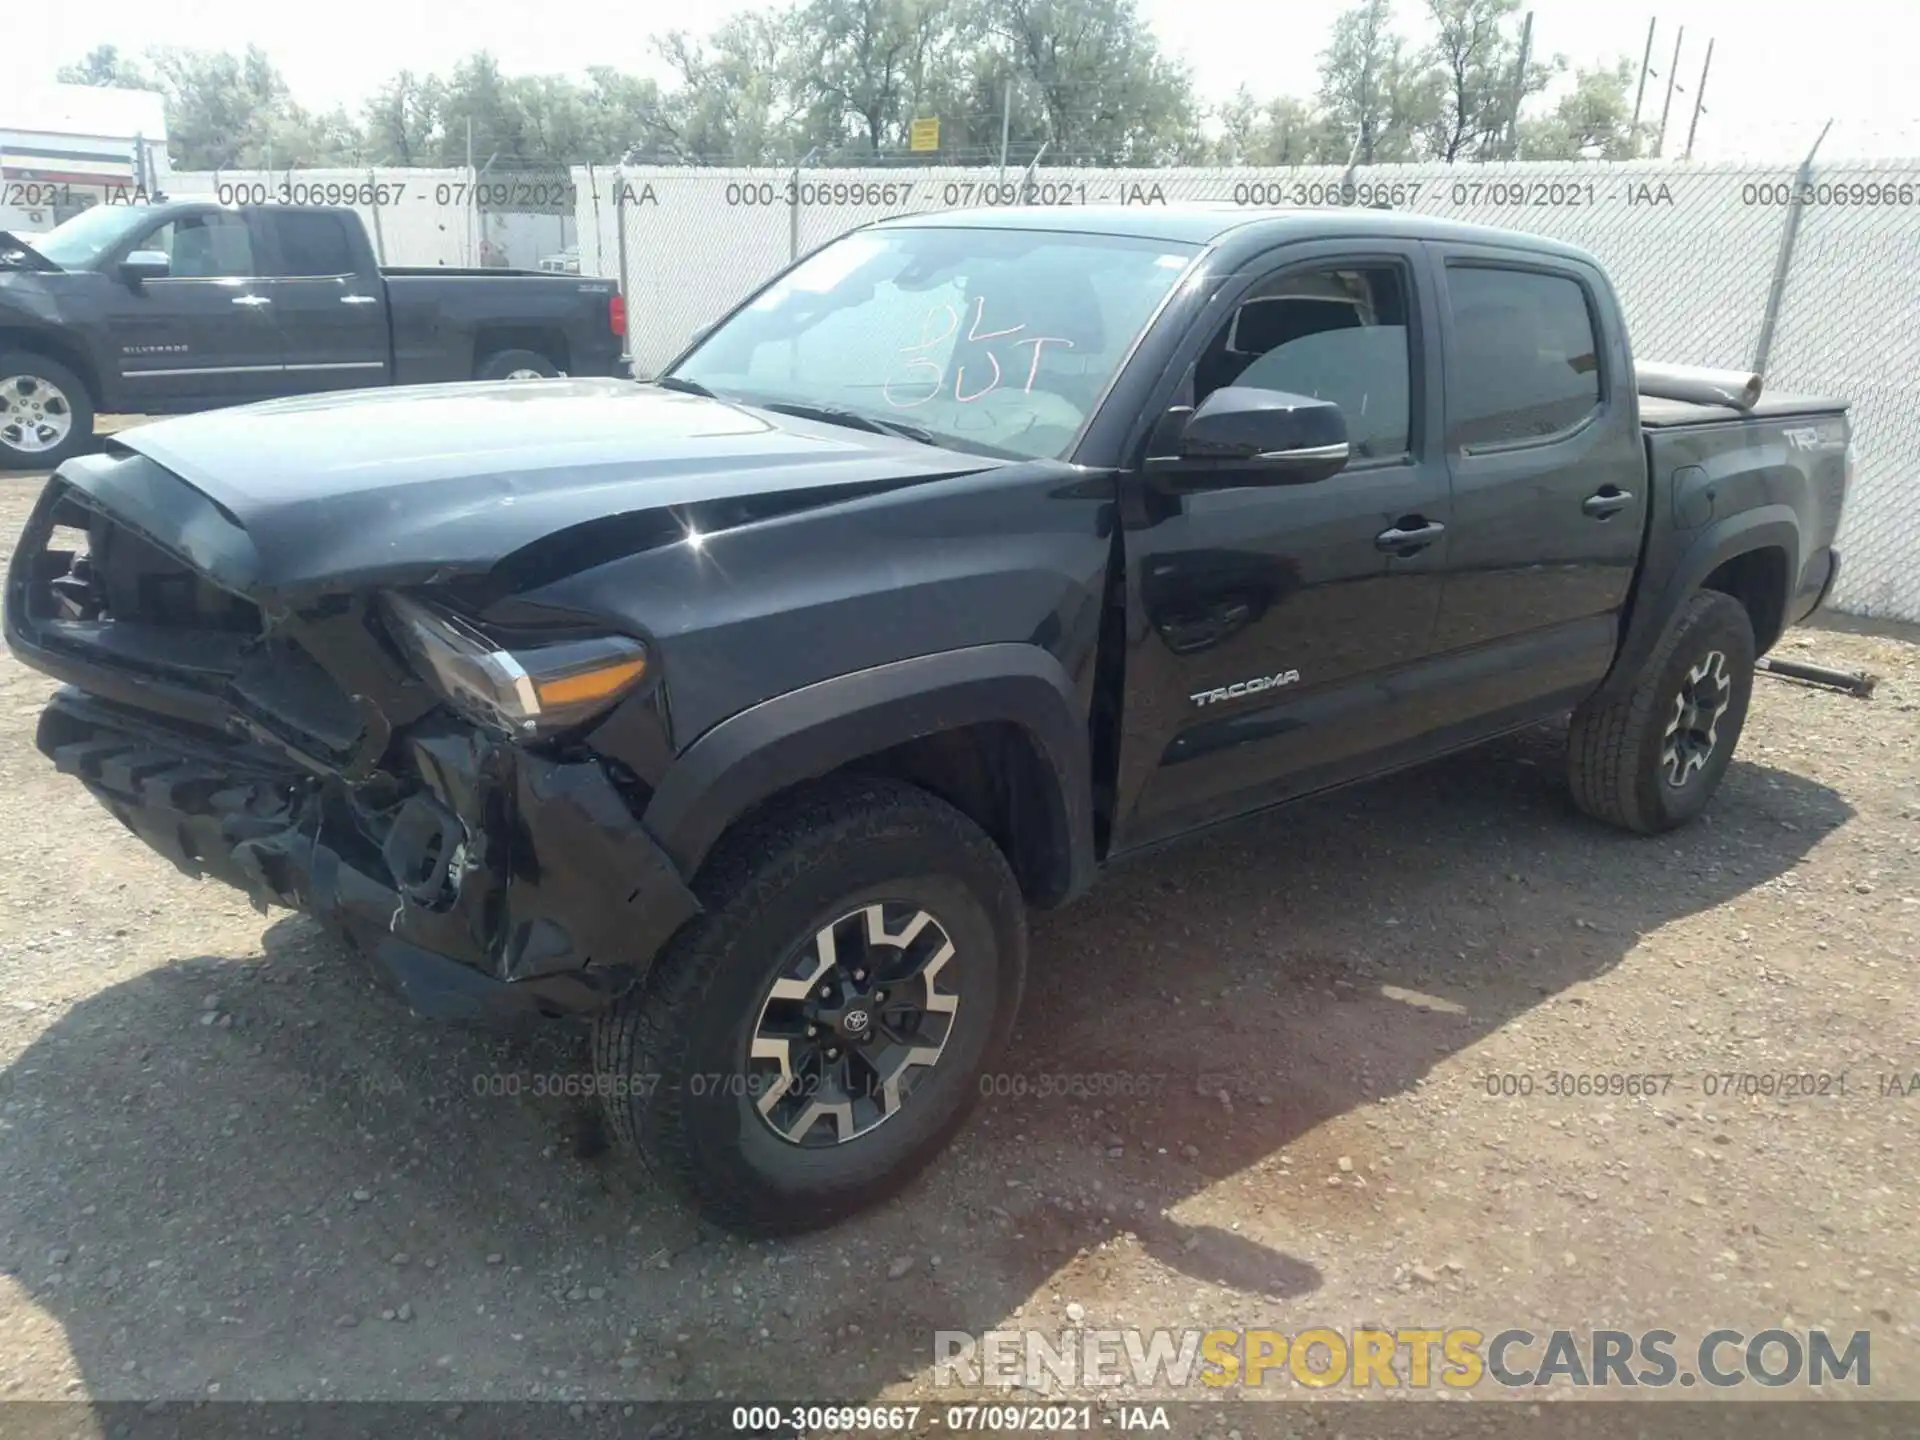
<box><xmin>1506</xmin><ymin>10</ymin><xmax>1534</xmax><ymax>159</ymax></box>
<box><xmin>1631</xmin><ymin>17</ymin><xmax>1657</xmax><ymax>156</ymax></box>
<box><xmin>997</xmin><ymin>77</ymin><xmax>1013</xmax><ymax>186</ymax></box>
<box><xmin>1684</xmin><ymin>39</ymin><xmax>1714</xmax><ymax>160</ymax></box>
<box><xmin>466</xmin><ymin>117</ymin><xmax>476</xmax><ymax>267</ymax></box>
<box><xmin>1655</xmin><ymin>25</ymin><xmax>1684</xmax><ymax>158</ymax></box>
<box><xmin>1753</xmin><ymin>119</ymin><xmax>1832</xmax><ymax>377</ymax></box>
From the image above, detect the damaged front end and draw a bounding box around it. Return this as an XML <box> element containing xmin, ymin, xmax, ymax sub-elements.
<box><xmin>6</xmin><ymin>454</ymin><xmax>700</xmax><ymax>1022</ymax></box>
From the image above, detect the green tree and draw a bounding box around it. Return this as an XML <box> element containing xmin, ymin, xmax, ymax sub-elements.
<box><xmin>435</xmin><ymin>52</ymin><xmax>533</xmax><ymax>166</ymax></box>
<box><xmin>363</xmin><ymin>72</ymin><xmax>446</xmax><ymax>167</ymax></box>
<box><xmin>1209</xmin><ymin>88</ymin><xmax>1343</xmax><ymax>166</ymax></box>
<box><xmin>1516</xmin><ymin>58</ymin><xmax>1646</xmax><ymax>160</ymax></box>
<box><xmin>582</xmin><ymin>69</ymin><xmax>680</xmax><ymax>165</ymax></box>
<box><xmin>1418</xmin><ymin>0</ymin><xmax>1556</xmax><ymax>161</ymax></box>
<box><xmin>797</xmin><ymin>0</ymin><xmax>962</xmax><ymax>156</ymax></box>
<box><xmin>981</xmin><ymin>0</ymin><xmax>1203</xmax><ymax>164</ymax></box>
<box><xmin>1317</xmin><ymin>0</ymin><xmax>1432</xmax><ymax>164</ymax></box>
<box><xmin>55</xmin><ymin>44</ymin><xmax>159</xmax><ymax>91</ymax></box>
<box><xmin>147</xmin><ymin>46</ymin><xmax>355</xmax><ymax>168</ymax></box>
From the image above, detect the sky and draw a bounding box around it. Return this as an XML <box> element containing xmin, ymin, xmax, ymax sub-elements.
<box><xmin>17</xmin><ymin>0</ymin><xmax>1920</xmax><ymax>161</ymax></box>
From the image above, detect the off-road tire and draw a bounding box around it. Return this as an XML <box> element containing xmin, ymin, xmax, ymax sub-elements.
<box><xmin>592</xmin><ymin>776</ymin><xmax>1027</xmax><ymax>1236</ymax></box>
<box><xmin>0</xmin><ymin>350</ymin><xmax>94</xmax><ymax>471</ymax></box>
<box><xmin>1568</xmin><ymin>590</ymin><xmax>1756</xmax><ymax>834</ymax></box>
<box><xmin>474</xmin><ymin>348</ymin><xmax>561</xmax><ymax>381</ymax></box>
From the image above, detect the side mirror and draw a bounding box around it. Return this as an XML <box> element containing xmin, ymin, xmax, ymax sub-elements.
<box><xmin>687</xmin><ymin>320</ymin><xmax>715</xmax><ymax>346</ymax></box>
<box><xmin>1161</xmin><ymin>386</ymin><xmax>1350</xmax><ymax>485</ymax></box>
<box><xmin>119</xmin><ymin>251</ymin><xmax>171</xmax><ymax>285</ymax></box>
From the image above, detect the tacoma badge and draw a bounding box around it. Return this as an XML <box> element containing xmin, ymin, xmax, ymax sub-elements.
<box><xmin>1190</xmin><ymin>669</ymin><xmax>1301</xmax><ymax>707</ymax></box>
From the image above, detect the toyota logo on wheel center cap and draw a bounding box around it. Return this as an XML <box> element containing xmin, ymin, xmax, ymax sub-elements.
<box><xmin>843</xmin><ymin>1008</ymin><xmax>871</xmax><ymax>1035</ymax></box>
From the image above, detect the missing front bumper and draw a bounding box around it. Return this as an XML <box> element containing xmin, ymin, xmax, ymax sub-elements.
<box><xmin>37</xmin><ymin>689</ymin><xmax>701</xmax><ymax>1021</ymax></box>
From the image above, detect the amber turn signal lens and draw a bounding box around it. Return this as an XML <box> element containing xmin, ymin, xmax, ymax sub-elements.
<box><xmin>533</xmin><ymin>655</ymin><xmax>648</xmax><ymax>708</ymax></box>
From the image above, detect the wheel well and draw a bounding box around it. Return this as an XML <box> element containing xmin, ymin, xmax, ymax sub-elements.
<box><xmin>843</xmin><ymin>723</ymin><xmax>1074</xmax><ymax>908</ymax></box>
<box><xmin>474</xmin><ymin>327</ymin><xmax>569</xmax><ymax>374</ymax></box>
<box><xmin>710</xmin><ymin>723</ymin><xmax>1075</xmax><ymax>910</ymax></box>
<box><xmin>0</xmin><ymin>330</ymin><xmax>103</xmax><ymax>410</ymax></box>
<box><xmin>1701</xmin><ymin>546</ymin><xmax>1790</xmax><ymax>654</ymax></box>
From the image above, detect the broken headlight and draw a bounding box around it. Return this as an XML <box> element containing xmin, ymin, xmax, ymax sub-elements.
<box><xmin>381</xmin><ymin>593</ymin><xmax>649</xmax><ymax>739</ymax></box>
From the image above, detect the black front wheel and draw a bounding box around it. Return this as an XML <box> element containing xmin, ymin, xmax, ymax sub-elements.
<box><xmin>592</xmin><ymin>776</ymin><xmax>1027</xmax><ymax>1235</ymax></box>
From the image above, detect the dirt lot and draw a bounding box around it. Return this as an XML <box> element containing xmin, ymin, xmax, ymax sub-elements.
<box><xmin>0</xmin><ymin>469</ymin><xmax>1916</xmax><ymax>1419</ymax></box>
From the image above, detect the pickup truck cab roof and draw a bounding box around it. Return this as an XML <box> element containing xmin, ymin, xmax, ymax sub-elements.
<box><xmin>872</xmin><ymin>202</ymin><xmax>1605</xmax><ymax>268</ymax></box>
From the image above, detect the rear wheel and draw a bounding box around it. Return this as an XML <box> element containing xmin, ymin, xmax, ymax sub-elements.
<box><xmin>1568</xmin><ymin>590</ymin><xmax>1757</xmax><ymax>834</ymax></box>
<box><xmin>0</xmin><ymin>352</ymin><xmax>94</xmax><ymax>471</ymax></box>
<box><xmin>592</xmin><ymin>776</ymin><xmax>1026</xmax><ymax>1236</ymax></box>
<box><xmin>475</xmin><ymin>348</ymin><xmax>560</xmax><ymax>381</ymax></box>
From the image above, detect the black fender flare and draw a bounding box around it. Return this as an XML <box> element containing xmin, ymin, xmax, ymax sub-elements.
<box><xmin>1593</xmin><ymin>505</ymin><xmax>1800</xmax><ymax>704</ymax></box>
<box><xmin>642</xmin><ymin>643</ymin><xmax>1098</xmax><ymax>903</ymax></box>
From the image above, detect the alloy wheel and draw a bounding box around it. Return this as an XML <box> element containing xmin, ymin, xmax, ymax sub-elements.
<box><xmin>746</xmin><ymin>902</ymin><xmax>961</xmax><ymax>1146</ymax></box>
<box><xmin>0</xmin><ymin>375</ymin><xmax>73</xmax><ymax>455</ymax></box>
<box><xmin>1661</xmin><ymin>649</ymin><xmax>1733</xmax><ymax>787</ymax></box>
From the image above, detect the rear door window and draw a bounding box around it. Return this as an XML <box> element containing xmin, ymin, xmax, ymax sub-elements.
<box><xmin>257</xmin><ymin>212</ymin><xmax>359</xmax><ymax>277</ymax></box>
<box><xmin>1444</xmin><ymin>265</ymin><xmax>1602</xmax><ymax>450</ymax></box>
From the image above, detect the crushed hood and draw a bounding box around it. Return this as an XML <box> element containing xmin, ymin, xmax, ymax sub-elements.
<box><xmin>80</xmin><ymin>379</ymin><xmax>999</xmax><ymax>604</ymax></box>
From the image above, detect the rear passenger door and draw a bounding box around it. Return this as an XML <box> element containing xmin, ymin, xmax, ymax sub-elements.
<box><xmin>1427</xmin><ymin>247</ymin><xmax>1644</xmax><ymax>719</ymax></box>
<box><xmin>247</xmin><ymin>209</ymin><xmax>391</xmax><ymax>395</ymax></box>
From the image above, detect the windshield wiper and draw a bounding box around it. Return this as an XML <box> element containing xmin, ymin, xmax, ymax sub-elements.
<box><xmin>654</xmin><ymin>375</ymin><xmax>716</xmax><ymax>397</ymax></box>
<box><xmin>756</xmin><ymin>400</ymin><xmax>939</xmax><ymax>447</ymax></box>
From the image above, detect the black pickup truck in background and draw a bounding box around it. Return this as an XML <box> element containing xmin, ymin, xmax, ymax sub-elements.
<box><xmin>0</xmin><ymin>202</ymin><xmax>628</xmax><ymax>468</ymax></box>
<box><xmin>7</xmin><ymin>207</ymin><xmax>1850</xmax><ymax>1235</ymax></box>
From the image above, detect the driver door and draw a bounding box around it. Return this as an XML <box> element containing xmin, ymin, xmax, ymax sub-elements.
<box><xmin>1107</xmin><ymin>238</ymin><xmax>1455</xmax><ymax>850</ymax></box>
<box><xmin>109</xmin><ymin>212</ymin><xmax>284</xmax><ymax>410</ymax></box>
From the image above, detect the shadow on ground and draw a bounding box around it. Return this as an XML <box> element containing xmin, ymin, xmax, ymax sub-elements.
<box><xmin>0</xmin><ymin>721</ymin><xmax>1850</xmax><ymax>1404</ymax></box>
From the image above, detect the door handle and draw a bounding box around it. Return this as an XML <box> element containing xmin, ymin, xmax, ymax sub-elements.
<box><xmin>231</xmin><ymin>294</ymin><xmax>272</xmax><ymax>307</ymax></box>
<box><xmin>340</xmin><ymin>294</ymin><xmax>378</xmax><ymax>305</ymax></box>
<box><xmin>1582</xmin><ymin>487</ymin><xmax>1633</xmax><ymax>519</ymax></box>
<box><xmin>1375</xmin><ymin>519</ymin><xmax>1446</xmax><ymax>556</ymax></box>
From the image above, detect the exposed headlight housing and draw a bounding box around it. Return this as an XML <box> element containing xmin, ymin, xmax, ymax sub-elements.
<box><xmin>381</xmin><ymin>593</ymin><xmax>649</xmax><ymax>739</ymax></box>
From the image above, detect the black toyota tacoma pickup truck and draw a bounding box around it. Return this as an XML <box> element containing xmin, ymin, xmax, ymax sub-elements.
<box><xmin>5</xmin><ymin>207</ymin><xmax>1849</xmax><ymax>1235</ymax></box>
<box><xmin>0</xmin><ymin>201</ymin><xmax>627</xmax><ymax>468</ymax></box>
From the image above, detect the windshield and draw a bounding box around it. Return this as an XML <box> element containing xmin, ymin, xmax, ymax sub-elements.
<box><xmin>27</xmin><ymin>205</ymin><xmax>162</xmax><ymax>269</ymax></box>
<box><xmin>668</xmin><ymin>226</ymin><xmax>1200</xmax><ymax>460</ymax></box>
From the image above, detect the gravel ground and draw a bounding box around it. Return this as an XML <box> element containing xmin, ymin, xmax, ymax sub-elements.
<box><xmin>0</xmin><ymin>471</ymin><xmax>1916</xmax><ymax>1417</ymax></box>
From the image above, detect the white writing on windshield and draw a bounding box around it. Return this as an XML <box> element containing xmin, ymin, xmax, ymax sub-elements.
<box><xmin>884</xmin><ymin>296</ymin><xmax>1074</xmax><ymax>409</ymax></box>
